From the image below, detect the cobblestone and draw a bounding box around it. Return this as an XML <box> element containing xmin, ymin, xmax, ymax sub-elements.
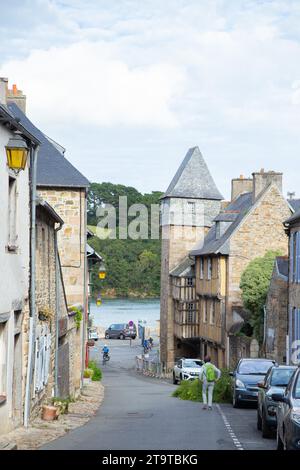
<box><xmin>0</xmin><ymin>381</ymin><xmax>104</xmax><ymax>450</ymax></box>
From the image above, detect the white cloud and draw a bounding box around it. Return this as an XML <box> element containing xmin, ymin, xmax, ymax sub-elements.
<box><xmin>1</xmin><ymin>0</ymin><xmax>300</xmax><ymax>196</ymax></box>
<box><xmin>1</xmin><ymin>42</ymin><xmax>185</xmax><ymax>128</ymax></box>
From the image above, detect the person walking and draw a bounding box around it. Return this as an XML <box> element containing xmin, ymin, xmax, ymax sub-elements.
<box><xmin>200</xmin><ymin>355</ymin><xmax>221</xmax><ymax>411</ymax></box>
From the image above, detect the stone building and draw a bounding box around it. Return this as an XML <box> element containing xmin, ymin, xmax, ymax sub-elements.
<box><xmin>190</xmin><ymin>170</ymin><xmax>292</xmax><ymax>368</ymax></box>
<box><xmin>7</xmin><ymin>97</ymin><xmax>90</xmax><ymax>393</ymax></box>
<box><xmin>28</xmin><ymin>199</ymin><xmax>65</xmax><ymax>416</ymax></box>
<box><xmin>283</xmin><ymin>210</ymin><xmax>300</xmax><ymax>365</ymax></box>
<box><xmin>160</xmin><ymin>147</ymin><xmax>223</xmax><ymax>367</ymax></box>
<box><xmin>0</xmin><ymin>80</ymin><xmax>39</xmax><ymax>435</ymax></box>
<box><xmin>264</xmin><ymin>256</ymin><xmax>289</xmax><ymax>364</ymax></box>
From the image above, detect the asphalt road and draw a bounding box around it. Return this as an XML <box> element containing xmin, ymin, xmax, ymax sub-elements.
<box><xmin>42</xmin><ymin>339</ymin><xmax>276</xmax><ymax>451</ymax></box>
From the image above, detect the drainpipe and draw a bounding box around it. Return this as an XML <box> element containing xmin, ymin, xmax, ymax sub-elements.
<box><xmin>263</xmin><ymin>305</ymin><xmax>267</xmax><ymax>357</ymax></box>
<box><xmin>54</xmin><ymin>222</ymin><xmax>63</xmax><ymax>397</ymax></box>
<box><xmin>82</xmin><ymin>189</ymin><xmax>88</xmax><ymax>374</ymax></box>
<box><xmin>24</xmin><ymin>144</ymin><xmax>39</xmax><ymax>427</ymax></box>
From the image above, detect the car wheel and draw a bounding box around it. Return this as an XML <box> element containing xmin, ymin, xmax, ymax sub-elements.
<box><xmin>132</xmin><ymin>336</ymin><xmax>136</xmax><ymax>340</ymax></box>
<box><xmin>262</xmin><ymin>411</ymin><xmax>272</xmax><ymax>439</ymax></box>
<box><xmin>276</xmin><ymin>428</ymin><xmax>284</xmax><ymax>451</ymax></box>
<box><xmin>232</xmin><ymin>393</ymin><xmax>240</xmax><ymax>409</ymax></box>
<box><xmin>105</xmin><ymin>334</ymin><xmax>110</xmax><ymax>339</ymax></box>
<box><xmin>120</xmin><ymin>334</ymin><xmax>125</xmax><ymax>340</ymax></box>
<box><xmin>257</xmin><ymin>408</ymin><xmax>262</xmax><ymax>431</ymax></box>
<box><xmin>173</xmin><ymin>373</ymin><xmax>178</xmax><ymax>385</ymax></box>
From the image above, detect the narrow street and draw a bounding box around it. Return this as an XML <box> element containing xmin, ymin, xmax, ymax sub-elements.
<box><xmin>42</xmin><ymin>340</ymin><xmax>276</xmax><ymax>451</ymax></box>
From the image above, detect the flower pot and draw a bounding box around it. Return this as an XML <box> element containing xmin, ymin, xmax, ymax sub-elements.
<box><xmin>42</xmin><ymin>405</ymin><xmax>58</xmax><ymax>421</ymax></box>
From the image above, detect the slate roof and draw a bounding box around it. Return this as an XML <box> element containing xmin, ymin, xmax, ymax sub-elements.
<box><xmin>284</xmin><ymin>208</ymin><xmax>300</xmax><ymax>226</ymax></box>
<box><xmin>275</xmin><ymin>256</ymin><xmax>288</xmax><ymax>280</ymax></box>
<box><xmin>161</xmin><ymin>146</ymin><xmax>223</xmax><ymax>200</ymax></box>
<box><xmin>86</xmin><ymin>243</ymin><xmax>103</xmax><ymax>264</ymax></box>
<box><xmin>169</xmin><ymin>257</ymin><xmax>195</xmax><ymax>277</ymax></box>
<box><xmin>0</xmin><ymin>103</ymin><xmax>40</xmax><ymax>146</ymax></box>
<box><xmin>7</xmin><ymin>102</ymin><xmax>89</xmax><ymax>188</ymax></box>
<box><xmin>190</xmin><ymin>192</ymin><xmax>253</xmax><ymax>256</ymax></box>
<box><xmin>288</xmin><ymin>199</ymin><xmax>300</xmax><ymax>213</ymax></box>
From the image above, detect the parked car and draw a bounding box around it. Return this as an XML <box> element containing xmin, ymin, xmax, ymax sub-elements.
<box><xmin>173</xmin><ymin>358</ymin><xmax>203</xmax><ymax>384</ymax></box>
<box><xmin>105</xmin><ymin>323</ymin><xmax>137</xmax><ymax>340</ymax></box>
<box><xmin>273</xmin><ymin>366</ymin><xmax>300</xmax><ymax>450</ymax></box>
<box><xmin>230</xmin><ymin>358</ymin><xmax>276</xmax><ymax>408</ymax></box>
<box><xmin>257</xmin><ymin>365</ymin><xmax>296</xmax><ymax>438</ymax></box>
<box><xmin>88</xmin><ymin>328</ymin><xmax>99</xmax><ymax>341</ymax></box>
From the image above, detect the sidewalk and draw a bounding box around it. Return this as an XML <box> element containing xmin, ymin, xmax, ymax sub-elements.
<box><xmin>0</xmin><ymin>381</ymin><xmax>104</xmax><ymax>450</ymax></box>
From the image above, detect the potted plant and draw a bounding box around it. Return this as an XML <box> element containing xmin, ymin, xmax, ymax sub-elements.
<box><xmin>83</xmin><ymin>368</ymin><xmax>94</xmax><ymax>385</ymax></box>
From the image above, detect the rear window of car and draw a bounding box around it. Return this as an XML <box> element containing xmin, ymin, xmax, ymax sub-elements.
<box><xmin>270</xmin><ymin>368</ymin><xmax>295</xmax><ymax>386</ymax></box>
<box><xmin>238</xmin><ymin>360</ymin><xmax>274</xmax><ymax>375</ymax></box>
<box><xmin>183</xmin><ymin>360</ymin><xmax>202</xmax><ymax>368</ymax></box>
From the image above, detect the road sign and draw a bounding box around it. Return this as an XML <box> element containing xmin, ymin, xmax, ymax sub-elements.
<box><xmin>129</xmin><ymin>320</ymin><xmax>134</xmax><ymax>327</ymax></box>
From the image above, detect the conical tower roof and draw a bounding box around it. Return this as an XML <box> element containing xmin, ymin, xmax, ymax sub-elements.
<box><xmin>161</xmin><ymin>146</ymin><xmax>223</xmax><ymax>200</ymax></box>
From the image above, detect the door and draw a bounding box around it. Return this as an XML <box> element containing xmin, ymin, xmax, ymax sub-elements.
<box><xmin>57</xmin><ymin>341</ymin><xmax>70</xmax><ymax>398</ymax></box>
<box><xmin>12</xmin><ymin>333</ymin><xmax>22</xmax><ymax>425</ymax></box>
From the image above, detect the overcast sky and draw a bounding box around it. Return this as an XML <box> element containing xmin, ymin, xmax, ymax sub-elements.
<box><xmin>1</xmin><ymin>0</ymin><xmax>300</xmax><ymax>199</ymax></box>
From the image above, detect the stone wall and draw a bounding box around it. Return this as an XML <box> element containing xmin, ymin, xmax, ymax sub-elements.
<box><xmin>227</xmin><ymin>185</ymin><xmax>291</xmax><ymax>332</ymax></box>
<box><xmin>38</xmin><ymin>187</ymin><xmax>88</xmax><ymax>391</ymax></box>
<box><xmin>265</xmin><ymin>263</ymin><xmax>288</xmax><ymax>364</ymax></box>
<box><xmin>160</xmin><ymin>197</ymin><xmax>221</xmax><ymax>366</ymax></box>
<box><xmin>38</xmin><ymin>188</ymin><xmax>87</xmax><ymax>306</ymax></box>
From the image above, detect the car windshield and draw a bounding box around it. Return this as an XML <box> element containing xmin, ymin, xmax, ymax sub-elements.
<box><xmin>238</xmin><ymin>360</ymin><xmax>274</xmax><ymax>375</ymax></box>
<box><xmin>295</xmin><ymin>374</ymin><xmax>300</xmax><ymax>399</ymax></box>
<box><xmin>270</xmin><ymin>368</ymin><xmax>295</xmax><ymax>386</ymax></box>
<box><xmin>183</xmin><ymin>360</ymin><xmax>202</xmax><ymax>368</ymax></box>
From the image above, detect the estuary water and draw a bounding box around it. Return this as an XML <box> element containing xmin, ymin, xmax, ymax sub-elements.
<box><xmin>90</xmin><ymin>298</ymin><xmax>160</xmax><ymax>332</ymax></box>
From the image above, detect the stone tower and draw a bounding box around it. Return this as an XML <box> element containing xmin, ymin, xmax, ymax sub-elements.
<box><xmin>160</xmin><ymin>147</ymin><xmax>223</xmax><ymax>367</ymax></box>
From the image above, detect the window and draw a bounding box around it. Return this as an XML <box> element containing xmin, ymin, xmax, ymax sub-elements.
<box><xmin>8</xmin><ymin>176</ymin><xmax>17</xmax><ymax>249</ymax></box>
<box><xmin>187</xmin><ymin>277</ymin><xmax>193</xmax><ymax>287</ymax></box>
<box><xmin>290</xmin><ymin>232</ymin><xmax>300</xmax><ymax>284</ymax></box>
<box><xmin>187</xmin><ymin>201</ymin><xmax>195</xmax><ymax>214</ymax></box>
<box><xmin>210</xmin><ymin>302</ymin><xmax>215</xmax><ymax>325</ymax></box>
<box><xmin>292</xmin><ymin>308</ymin><xmax>300</xmax><ymax>344</ymax></box>
<box><xmin>187</xmin><ymin>303</ymin><xmax>195</xmax><ymax>323</ymax></box>
<box><xmin>0</xmin><ymin>322</ymin><xmax>8</xmax><ymax>400</ymax></box>
<box><xmin>207</xmin><ymin>258</ymin><xmax>212</xmax><ymax>280</ymax></box>
<box><xmin>200</xmin><ymin>259</ymin><xmax>204</xmax><ymax>280</ymax></box>
<box><xmin>203</xmin><ymin>300</ymin><xmax>207</xmax><ymax>323</ymax></box>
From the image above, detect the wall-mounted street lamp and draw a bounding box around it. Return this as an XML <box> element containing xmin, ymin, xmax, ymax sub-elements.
<box><xmin>6</xmin><ymin>133</ymin><xmax>29</xmax><ymax>173</ymax></box>
<box><xmin>98</xmin><ymin>261</ymin><xmax>106</xmax><ymax>280</ymax></box>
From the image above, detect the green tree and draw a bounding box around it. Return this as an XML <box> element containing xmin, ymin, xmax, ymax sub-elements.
<box><xmin>240</xmin><ymin>250</ymin><xmax>282</xmax><ymax>343</ymax></box>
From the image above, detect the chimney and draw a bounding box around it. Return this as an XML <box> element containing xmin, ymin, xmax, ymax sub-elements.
<box><xmin>231</xmin><ymin>174</ymin><xmax>253</xmax><ymax>201</ymax></box>
<box><xmin>7</xmin><ymin>83</ymin><xmax>26</xmax><ymax>113</ymax></box>
<box><xmin>0</xmin><ymin>77</ymin><xmax>8</xmax><ymax>105</ymax></box>
<box><xmin>252</xmin><ymin>169</ymin><xmax>283</xmax><ymax>203</ymax></box>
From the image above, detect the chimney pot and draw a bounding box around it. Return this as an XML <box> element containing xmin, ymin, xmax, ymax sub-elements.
<box><xmin>0</xmin><ymin>77</ymin><xmax>8</xmax><ymax>105</ymax></box>
<box><xmin>231</xmin><ymin>175</ymin><xmax>253</xmax><ymax>201</ymax></box>
<box><xmin>12</xmin><ymin>84</ymin><xmax>17</xmax><ymax>95</ymax></box>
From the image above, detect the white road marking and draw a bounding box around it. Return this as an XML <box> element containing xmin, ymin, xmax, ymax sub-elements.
<box><xmin>216</xmin><ymin>405</ymin><xmax>244</xmax><ymax>451</ymax></box>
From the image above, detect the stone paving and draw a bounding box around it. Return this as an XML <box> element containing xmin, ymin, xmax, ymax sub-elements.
<box><xmin>0</xmin><ymin>381</ymin><xmax>104</xmax><ymax>450</ymax></box>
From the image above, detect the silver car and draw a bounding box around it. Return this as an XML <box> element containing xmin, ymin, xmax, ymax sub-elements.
<box><xmin>173</xmin><ymin>358</ymin><xmax>203</xmax><ymax>384</ymax></box>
